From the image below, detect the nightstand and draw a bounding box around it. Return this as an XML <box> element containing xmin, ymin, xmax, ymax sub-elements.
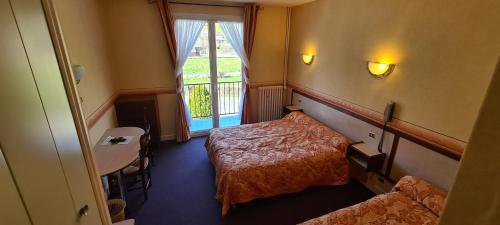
<box><xmin>348</xmin><ymin>142</ymin><xmax>386</xmax><ymax>182</ymax></box>
<box><xmin>283</xmin><ymin>105</ymin><xmax>303</xmax><ymax>117</ymax></box>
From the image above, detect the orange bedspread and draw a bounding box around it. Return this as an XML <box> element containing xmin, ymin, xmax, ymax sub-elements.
<box><xmin>205</xmin><ymin>112</ymin><xmax>351</xmax><ymax>215</ymax></box>
<box><xmin>299</xmin><ymin>176</ymin><xmax>448</xmax><ymax>225</ymax></box>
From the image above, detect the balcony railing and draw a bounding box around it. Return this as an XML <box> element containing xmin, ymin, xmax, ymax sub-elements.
<box><xmin>184</xmin><ymin>81</ymin><xmax>242</xmax><ymax>119</ymax></box>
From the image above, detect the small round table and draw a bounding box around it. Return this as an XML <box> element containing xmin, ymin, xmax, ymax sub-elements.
<box><xmin>94</xmin><ymin>127</ymin><xmax>144</xmax><ymax>199</ymax></box>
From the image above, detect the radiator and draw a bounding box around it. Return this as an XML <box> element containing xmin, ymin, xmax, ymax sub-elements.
<box><xmin>258</xmin><ymin>86</ymin><xmax>284</xmax><ymax>122</ymax></box>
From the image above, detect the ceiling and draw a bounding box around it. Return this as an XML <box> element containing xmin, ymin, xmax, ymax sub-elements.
<box><xmin>183</xmin><ymin>0</ymin><xmax>316</xmax><ymax>7</ymax></box>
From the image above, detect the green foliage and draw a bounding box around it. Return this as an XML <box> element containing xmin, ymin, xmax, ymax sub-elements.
<box><xmin>216</xmin><ymin>57</ymin><xmax>242</xmax><ymax>74</ymax></box>
<box><xmin>183</xmin><ymin>57</ymin><xmax>241</xmax><ymax>76</ymax></box>
<box><xmin>183</xmin><ymin>57</ymin><xmax>210</xmax><ymax>75</ymax></box>
<box><xmin>188</xmin><ymin>85</ymin><xmax>212</xmax><ymax>118</ymax></box>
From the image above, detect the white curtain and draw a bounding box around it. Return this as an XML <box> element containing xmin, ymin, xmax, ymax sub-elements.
<box><xmin>219</xmin><ymin>22</ymin><xmax>249</xmax><ymax>68</ymax></box>
<box><xmin>174</xmin><ymin>19</ymin><xmax>206</xmax><ymax>126</ymax></box>
<box><xmin>174</xmin><ymin>19</ymin><xmax>206</xmax><ymax>76</ymax></box>
<box><xmin>220</xmin><ymin>22</ymin><xmax>249</xmax><ymax>119</ymax></box>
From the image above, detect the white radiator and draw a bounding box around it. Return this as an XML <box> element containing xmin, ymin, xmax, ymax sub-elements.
<box><xmin>258</xmin><ymin>86</ymin><xmax>284</xmax><ymax>122</ymax></box>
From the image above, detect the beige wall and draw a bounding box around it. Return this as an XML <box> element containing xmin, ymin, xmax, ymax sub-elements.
<box><xmin>288</xmin><ymin>0</ymin><xmax>500</xmax><ymax>142</ymax></box>
<box><xmin>53</xmin><ymin>0</ymin><xmax>117</xmax><ymax>145</ymax></box>
<box><xmin>439</xmin><ymin>59</ymin><xmax>500</xmax><ymax>225</ymax></box>
<box><xmin>249</xmin><ymin>6</ymin><xmax>287</xmax><ymax>85</ymax></box>
<box><xmin>102</xmin><ymin>0</ymin><xmax>176</xmax><ymax>91</ymax></box>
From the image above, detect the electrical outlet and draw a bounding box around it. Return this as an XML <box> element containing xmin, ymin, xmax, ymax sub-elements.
<box><xmin>369</xmin><ymin>132</ymin><xmax>376</xmax><ymax>138</ymax></box>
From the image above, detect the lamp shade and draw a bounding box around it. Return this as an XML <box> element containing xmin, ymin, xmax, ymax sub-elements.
<box><xmin>72</xmin><ymin>65</ymin><xmax>85</xmax><ymax>84</ymax></box>
<box><xmin>367</xmin><ymin>62</ymin><xmax>395</xmax><ymax>78</ymax></box>
<box><xmin>302</xmin><ymin>54</ymin><xmax>314</xmax><ymax>65</ymax></box>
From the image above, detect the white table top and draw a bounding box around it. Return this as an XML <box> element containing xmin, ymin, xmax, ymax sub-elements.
<box><xmin>351</xmin><ymin>143</ymin><xmax>382</xmax><ymax>157</ymax></box>
<box><xmin>285</xmin><ymin>105</ymin><xmax>302</xmax><ymax>111</ymax></box>
<box><xmin>94</xmin><ymin>127</ymin><xmax>145</xmax><ymax>176</ymax></box>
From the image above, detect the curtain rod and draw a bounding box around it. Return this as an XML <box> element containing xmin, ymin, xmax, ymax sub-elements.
<box><xmin>148</xmin><ymin>0</ymin><xmax>245</xmax><ymax>8</ymax></box>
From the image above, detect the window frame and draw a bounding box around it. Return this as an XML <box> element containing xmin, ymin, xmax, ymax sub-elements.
<box><xmin>173</xmin><ymin>6</ymin><xmax>244</xmax><ymax>133</ymax></box>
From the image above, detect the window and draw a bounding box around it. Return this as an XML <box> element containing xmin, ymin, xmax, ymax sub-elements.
<box><xmin>181</xmin><ymin>21</ymin><xmax>243</xmax><ymax>132</ymax></box>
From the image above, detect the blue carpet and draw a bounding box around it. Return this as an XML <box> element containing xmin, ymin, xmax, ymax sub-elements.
<box><xmin>125</xmin><ymin>137</ymin><xmax>374</xmax><ymax>225</ymax></box>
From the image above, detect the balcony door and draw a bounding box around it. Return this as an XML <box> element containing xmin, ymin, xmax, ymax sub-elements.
<box><xmin>183</xmin><ymin>20</ymin><xmax>243</xmax><ymax>133</ymax></box>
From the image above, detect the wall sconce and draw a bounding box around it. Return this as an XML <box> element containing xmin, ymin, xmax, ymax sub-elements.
<box><xmin>302</xmin><ymin>54</ymin><xmax>315</xmax><ymax>65</ymax></box>
<box><xmin>72</xmin><ymin>65</ymin><xmax>85</xmax><ymax>84</ymax></box>
<box><xmin>367</xmin><ymin>62</ymin><xmax>395</xmax><ymax>78</ymax></box>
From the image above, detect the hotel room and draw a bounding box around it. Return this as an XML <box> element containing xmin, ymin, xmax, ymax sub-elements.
<box><xmin>1</xmin><ymin>0</ymin><xmax>500</xmax><ymax>225</ymax></box>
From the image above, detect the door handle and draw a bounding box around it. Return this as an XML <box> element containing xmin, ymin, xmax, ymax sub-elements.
<box><xmin>79</xmin><ymin>204</ymin><xmax>89</xmax><ymax>217</ymax></box>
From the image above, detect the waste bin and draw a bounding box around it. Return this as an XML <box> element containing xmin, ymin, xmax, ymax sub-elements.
<box><xmin>107</xmin><ymin>199</ymin><xmax>126</xmax><ymax>223</ymax></box>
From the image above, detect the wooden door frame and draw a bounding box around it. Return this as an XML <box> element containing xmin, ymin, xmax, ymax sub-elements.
<box><xmin>40</xmin><ymin>1</ymin><xmax>111</xmax><ymax>224</ymax></box>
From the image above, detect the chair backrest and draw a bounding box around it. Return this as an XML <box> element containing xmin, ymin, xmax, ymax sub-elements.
<box><xmin>143</xmin><ymin>115</ymin><xmax>153</xmax><ymax>154</ymax></box>
<box><xmin>144</xmin><ymin>120</ymin><xmax>151</xmax><ymax>140</ymax></box>
<box><xmin>138</xmin><ymin>134</ymin><xmax>150</xmax><ymax>170</ymax></box>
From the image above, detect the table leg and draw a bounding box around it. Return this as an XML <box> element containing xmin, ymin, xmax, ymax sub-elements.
<box><xmin>101</xmin><ymin>176</ymin><xmax>110</xmax><ymax>199</ymax></box>
<box><xmin>116</xmin><ymin>171</ymin><xmax>127</xmax><ymax>200</ymax></box>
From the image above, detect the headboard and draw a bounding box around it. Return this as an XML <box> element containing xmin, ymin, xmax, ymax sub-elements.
<box><xmin>290</xmin><ymin>87</ymin><xmax>462</xmax><ymax>191</ymax></box>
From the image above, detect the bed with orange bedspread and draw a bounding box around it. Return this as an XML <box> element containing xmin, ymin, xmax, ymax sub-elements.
<box><xmin>205</xmin><ymin>112</ymin><xmax>351</xmax><ymax>215</ymax></box>
<box><xmin>299</xmin><ymin>176</ymin><xmax>448</xmax><ymax>225</ymax></box>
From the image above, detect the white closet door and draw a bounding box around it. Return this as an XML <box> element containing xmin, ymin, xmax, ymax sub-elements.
<box><xmin>0</xmin><ymin>0</ymin><xmax>102</xmax><ymax>224</ymax></box>
<box><xmin>0</xmin><ymin>146</ymin><xmax>31</xmax><ymax>225</ymax></box>
<box><xmin>10</xmin><ymin>0</ymin><xmax>103</xmax><ymax>224</ymax></box>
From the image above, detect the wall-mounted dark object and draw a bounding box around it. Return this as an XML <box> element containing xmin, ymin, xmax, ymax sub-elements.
<box><xmin>383</xmin><ymin>102</ymin><xmax>395</xmax><ymax>123</ymax></box>
<box><xmin>378</xmin><ymin>101</ymin><xmax>395</xmax><ymax>152</ymax></box>
<box><xmin>115</xmin><ymin>95</ymin><xmax>161</xmax><ymax>150</ymax></box>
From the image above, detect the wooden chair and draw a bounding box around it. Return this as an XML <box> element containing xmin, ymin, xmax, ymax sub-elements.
<box><xmin>143</xmin><ymin>117</ymin><xmax>155</xmax><ymax>167</ymax></box>
<box><xmin>123</xmin><ymin>134</ymin><xmax>152</xmax><ymax>200</ymax></box>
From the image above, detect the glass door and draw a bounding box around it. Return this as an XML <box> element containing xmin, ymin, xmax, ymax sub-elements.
<box><xmin>215</xmin><ymin>22</ymin><xmax>242</xmax><ymax>128</ymax></box>
<box><xmin>183</xmin><ymin>20</ymin><xmax>243</xmax><ymax>133</ymax></box>
<box><xmin>183</xmin><ymin>22</ymin><xmax>214</xmax><ymax>132</ymax></box>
